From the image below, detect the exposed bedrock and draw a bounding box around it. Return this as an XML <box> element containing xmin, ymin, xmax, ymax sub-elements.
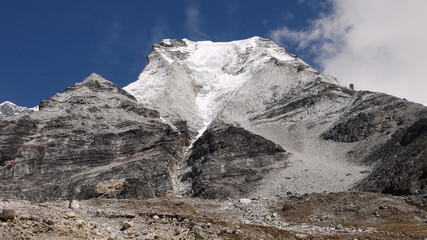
<box><xmin>182</xmin><ymin>125</ymin><xmax>288</xmax><ymax>199</ymax></box>
<box><xmin>0</xmin><ymin>74</ymin><xmax>190</xmax><ymax>201</ymax></box>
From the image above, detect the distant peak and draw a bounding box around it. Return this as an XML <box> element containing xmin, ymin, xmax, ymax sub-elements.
<box><xmin>78</xmin><ymin>73</ymin><xmax>119</xmax><ymax>89</ymax></box>
<box><xmin>84</xmin><ymin>73</ymin><xmax>107</xmax><ymax>82</ymax></box>
<box><xmin>57</xmin><ymin>73</ymin><xmax>116</xmax><ymax>93</ymax></box>
<box><xmin>40</xmin><ymin>74</ymin><xmax>137</xmax><ymax>110</ymax></box>
<box><xmin>0</xmin><ymin>100</ymin><xmax>33</xmax><ymax>118</ymax></box>
<box><xmin>0</xmin><ymin>101</ymin><xmax>16</xmax><ymax>106</ymax></box>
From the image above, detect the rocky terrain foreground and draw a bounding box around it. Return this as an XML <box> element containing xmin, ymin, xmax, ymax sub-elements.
<box><xmin>1</xmin><ymin>192</ymin><xmax>426</xmax><ymax>239</ymax></box>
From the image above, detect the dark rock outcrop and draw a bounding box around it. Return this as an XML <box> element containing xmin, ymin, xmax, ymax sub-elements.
<box><xmin>322</xmin><ymin>93</ymin><xmax>410</xmax><ymax>143</ymax></box>
<box><xmin>356</xmin><ymin>118</ymin><xmax>427</xmax><ymax>198</ymax></box>
<box><xmin>183</xmin><ymin>125</ymin><xmax>287</xmax><ymax>199</ymax></box>
<box><xmin>0</xmin><ymin>74</ymin><xmax>190</xmax><ymax>201</ymax></box>
<box><xmin>240</xmin><ymin>76</ymin><xmax>427</xmax><ymax>200</ymax></box>
<box><xmin>0</xmin><ymin>209</ymin><xmax>15</xmax><ymax>221</ymax></box>
<box><xmin>319</xmin><ymin>90</ymin><xmax>427</xmax><ymax>198</ymax></box>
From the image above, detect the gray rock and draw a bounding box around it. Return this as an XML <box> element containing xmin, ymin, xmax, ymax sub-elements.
<box><xmin>64</xmin><ymin>212</ymin><xmax>76</xmax><ymax>219</ymax></box>
<box><xmin>356</xmin><ymin>117</ymin><xmax>427</xmax><ymax>196</ymax></box>
<box><xmin>0</xmin><ymin>209</ymin><xmax>15</xmax><ymax>221</ymax></box>
<box><xmin>44</xmin><ymin>219</ymin><xmax>55</xmax><ymax>225</ymax></box>
<box><xmin>183</xmin><ymin>125</ymin><xmax>288</xmax><ymax>199</ymax></box>
<box><xmin>120</xmin><ymin>221</ymin><xmax>132</xmax><ymax>230</ymax></box>
<box><xmin>295</xmin><ymin>233</ymin><xmax>310</xmax><ymax>239</ymax></box>
<box><xmin>239</xmin><ymin>198</ymin><xmax>252</xmax><ymax>204</ymax></box>
<box><xmin>69</xmin><ymin>200</ymin><xmax>80</xmax><ymax>209</ymax></box>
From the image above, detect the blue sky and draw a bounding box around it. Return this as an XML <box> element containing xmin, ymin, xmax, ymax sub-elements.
<box><xmin>0</xmin><ymin>0</ymin><xmax>329</xmax><ymax>107</ymax></box>
<box><xmin>2</xmin><ymin>0</ymin><xmax>427</xmax><ymax>107</ymax></box>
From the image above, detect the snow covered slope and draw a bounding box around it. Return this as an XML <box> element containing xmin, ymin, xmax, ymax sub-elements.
<box><xmin>124</xmin><ymin>37</ymin><xmax>338</xmax><ymax>136</ymax></box>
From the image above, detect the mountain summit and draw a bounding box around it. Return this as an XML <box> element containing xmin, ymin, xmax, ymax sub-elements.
<box><xmin>124</xmin><ymin>37</ymin><xmax>337</xmax><ymax>136</ymax></box>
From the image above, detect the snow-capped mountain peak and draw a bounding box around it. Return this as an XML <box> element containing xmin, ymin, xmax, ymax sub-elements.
<box><xmin>156</xmin><ymin>36</ymin><xmax>297</xmax><ymax>71</ymax></box>
<box><xmin>125</xmin><ymin>37</ymin><xmax>338</xmax><ymax>136</ymax></box>
<box><xmin>0</xmin><ymin>101</ymin><xmax>38</xmax><ymax>118</ymax></box>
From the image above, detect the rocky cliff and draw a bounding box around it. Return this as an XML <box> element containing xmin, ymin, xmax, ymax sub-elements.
<box><xmin>184</xmin><ymin>125</ymin><xmax>287</xmax><ymax>199</ymax></box>
<box><xmin>0</xmin><ymin>74</ymin><xmax>189</xmax><ymax>201</ymax></box>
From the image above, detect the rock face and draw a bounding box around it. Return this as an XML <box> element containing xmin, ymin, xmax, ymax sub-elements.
<box><xmin>356</xmin><ymin>117</ymin><xmax>427</xmax><ymax>197</ymax></box>
<box><xmin>0</xmin><ymin>73</ymin><xmax>189</xmax><ymax>201</ymax></box>
<box><xmin>183</xmin><ymin>125</ymin><xmax>287</xmax><ymax>199</ymax></box>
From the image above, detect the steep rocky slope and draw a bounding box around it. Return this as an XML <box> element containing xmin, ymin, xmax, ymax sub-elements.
<box><xmin>0</xmin><ymin>74</ymin><xmax>189</xmax><ymax>201</ymax></box>
<box><xmin>183</xmin><ymin>125</ymin><xmax>288</xmax><ymax>199</ymax></box>
<box><xmin>214</xmin><ymin>75</ymin><xmax>427</xmax><ymax>199</ymax></box>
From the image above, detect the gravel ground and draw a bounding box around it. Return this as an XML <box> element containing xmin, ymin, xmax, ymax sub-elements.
<box><xmin>1</xmin><ymin>192</ymin><xmax>425</xmax><ymax>239</ymax></box>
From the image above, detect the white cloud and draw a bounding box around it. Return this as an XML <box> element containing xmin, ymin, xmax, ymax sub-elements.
<box><xmin>94</xmin><ymin>19</ymin><xmax>124</xmax><ymax>73</ymax></box>
<box><xmin>185</xmin><ymin>4</ymin><xmax>209</xmax><ymax>40</ymax></box>
<box><xmin>270</xmin><ymin>0</ymin><xmax>427</xmax><ymax>105</ymax></box>
<box><xmin>280</xmin><ymin>10</ymin><xmax>294</xmax><ymax>20</ymax></box>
